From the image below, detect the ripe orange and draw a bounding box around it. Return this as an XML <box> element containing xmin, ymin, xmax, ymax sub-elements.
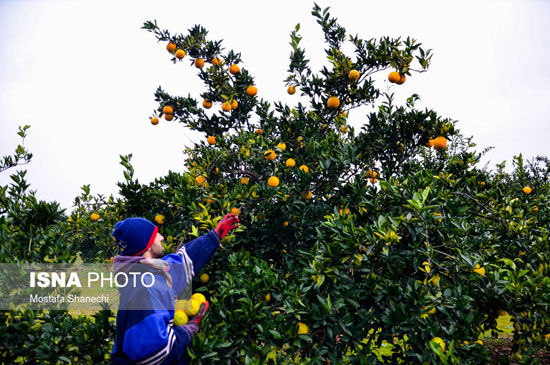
<box><xmin>276</xmin><ymin>142</ymin><xmax>286</xmax><ymax>151</ymax></box>
<box><xmin>150</xmin><ymin>117</ymin><xmax>159</xmax><ymax>125</ymax></box>
<box><xmin>229</xmin><ymin>64</ymin><xmax>240</xmax><ymax>75</ymax></box>
<box><xmin>299</xmin><ymin>165</ymin><xmax>309</xmax><ymax>173</ymax></box>
<box><xmin>287</xmin><ymin>85</ymin><xmax>296</xmax><ymax>95</ymax></box>
<box><xmin>175</xmin><ymin>49</ymin><xmax>186</xmax><ymax>59</ymax></box>
<box><xmin>340</xmin><ymin>126</ymin><xmax>348</xmax><ymax>133</ymax></box>
<box><xmin>222</xmin><ymin>102</ymin><xmax>232</xmax><ymax>112</ymax></box>
<box><xmin>196</xmin><ymin>175</ymin><xmax>206</xmax><ymax>186</ymax></box>
<box><xmin>426</xmin><ymin>139</ymin><xmax>434</xmax><ymax>148</ymax></box>
<box><xmin>286</xmin><ymin>158</ymin><xmax>296</xmax><ymax>167</ymax></box>
<box><xmin>231</xmin><ymin>100</ymin><xmax>238</xmax><ymax>110</ymax></box>
<box><xmin>522</xmin><ymin>186</ymin><xmax>532</xmax><ymax>195</ymax></box>
<box><xmin>349</xmin><ymin>69</ymin><xmax>360</xmax><ymax>80</ymax></box>
<box><xmin>165</xmin><ymin>114</ymin><xmax>174</xmax><ymax>121</ymax></box>
<box><xmin>246</xmin><ymin>86</ymin><xmax>257</xmax><ymax>96</ymax></box>
<box><xmin>163</xmin><ymin>105</ymin><xmax>174</xmax><ymax>115</ymax></box>
<box><xmin>202</xmin><ymin>99</ymin><xmax>212</xmax><ymax>109</ymax></box>
<box><xmin>154</xmin><ymin>214</ymin><xmax>165</xmax><ymax>225</ymax></box>
<box><xmin>194</xmin><ymin>58</ymin><xmax>205</xmax><ymax>68</ymax></box>
<box><xmin>264</xmin><ymin>149</ymin><xmax>276</xmax><ymax>160</ymax></box>
<box><xmin>303</xmin><ymin>191</ymin><xmax>312</xmax><ymax>200</ymax></box>
<box><xmin>166</xmin><ymin>43</ymin><xmax>177</xmax><ymax>53</ymax></box>
<box><xmin>255</xmin><ymin>129</ymin><xmax>263</xmax><ymax>135</ymax></box>
<box><xmin>268</xmin><ymin>176</ymin><xmax>280</xmax><ymax>187</ymax></box>
<box><xmin>327</xmin><ymin>96</ymin><xmax>340</xmax><ymax>109</ymax></box>
<box><xmin>388</xmin><ymin>71</ymin><xmax>401</xmax><ymax>83</ymax></box>
<box><xmin>396</xmin><ymin>74</ymin><xmax>406</xmax><ymax>85</ymax></box>
<box><xmin>206</xmin><ymin>195</ymin><xmax>215</xmax><ymax>204</ymax></box>
<box><xmin>91</xmin><ymin>213</ymin><xmax>100</xmax><ymax>221</ymax></box>
<box><xmin>265</xmin><ymin>293</ymin><xmax>272</xmax><ymax>302</ymax></box>
<box><xmin>207</xmin><ymin>136</ymin><xmax>217</xmax><ymax>145</ymax></box>
<box><xmin>212</xmin><ymin>57</ymin><xmax>222</xmax><ymax>66</ymax></box>
<box><xmin>369</xmin><ymin>178</ymin><xmax>378</xmax><ymax>184</ymax></box>
<box><xmin>231</xmin><ymin>207</ymin><xmax>240</xmax><ymax>215</ymax></box>
<box><xmin>433</xmin><ymin>136</ymin><xmax>447</xmax><ymax>150</ymax></box>
<box><xmin>241</xmin><ymin>177</ymin><xmax>249</xmax><ymax>184</ymax></box>
<box><xmin>297</xmin><ymin>322</ymin><xmax>309</xmax><ymax>335</ymax></box>
<box><xmin>282</xmin><ymin>221</ymin><xmax>289</xmax><ymax>227</ymax></box>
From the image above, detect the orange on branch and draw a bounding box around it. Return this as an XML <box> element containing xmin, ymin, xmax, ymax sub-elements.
<box><xmin>348</xmin><ymin>69</ymin><xmax>360</xmax><ymax>80</ymax></box>
<box><xmin>175</xmin><ymin>49</ymin><xmax>186</xmax><ymax>59</ymax></box>
<box><xmin>246</xmin><ymin>86</ymin><xmax>257</xmax><ymax>96</ymax></box>
<box><xmin>433</xmin><ymin>136</ymin><xmax>447</xmax><ymax>150</ymax></box>
<box><xmin>163</xmin><ymin>105</ymin><xmax>173</xmax><ymax>115</ymax></box>
<box><xmin>164</xmin><ymin>114</ymin><xmax>174</xmax><ymax>121</ymax></box>
<box><xmin>194</xmin><ymin>58</ymin><xmax>205</xmax><ymax>68</ymax></box>
<box><xmin>268</xmin><ymin>176</ymin><xmax>280</xmax><ymax>188</ymax></box>
<box><xmin>231</xmin><ymin>100</ymin><xmax>238</xmax><ymax>110</ymax></box>
<box><xmin>150</xmin><ymin>117</ymin><xmax>159</xmax><ymax>125</ymax></box>
<box><xmin>166</xmin><ymin>42</ymin><xmax>177</xmax><ymax>53</ymax></box>
<box><xmin>286</xmin><ymin>158</ymin><xmax>296</xmax><ymax>167</ymax></box>
<box><xmin>327</xmin><ymin>96</ymin><xmax>340</xmax><ymax>109</ymax></box>
<box><xmin>202</xmin><ymin>99</ymin><xmax>212</xmax><ymax>109</ymax></box>
<box><xmin>264</xmin><ymin>149</ymin><xmax>276</xmax><ymax>160</ymax></box>
<box><xmin>207</xmin><ymin>136</ymin><xmax>217</xmax><ymax>145</ymax></box>
<box><xmin>212</xmin><ymin>57</ymin><xmax>222</xmax><ymax>66</ymax></box>
<box><xmin>222</xmin><ymin>102</ymin><xmax>232</xmax><ymax>112</ymax></box>
<box><xmin>229</xmin><ymin>64</ymin><xmax>240</xmax><ymax>75</ymax></box>
<box><xmin>287</xmin><ymin>85</ymin><xmax>296</xmax><ymax>95</ymax></box>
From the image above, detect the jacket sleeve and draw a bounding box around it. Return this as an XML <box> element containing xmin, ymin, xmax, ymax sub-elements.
<box><xmin>174</xmin><ymin>230</ymin><xmax>220</xmax><ymax>279</ymax></box>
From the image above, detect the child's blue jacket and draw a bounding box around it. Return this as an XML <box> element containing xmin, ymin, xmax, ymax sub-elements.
<box><xmin>111</xmin><ymin>230</ymin><xmax>220</xmax><ymax>364</ymax></box>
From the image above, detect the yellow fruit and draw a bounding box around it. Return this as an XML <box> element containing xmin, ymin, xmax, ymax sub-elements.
<box><xmin>196</xmin><ymin>175</ymin><xmax>206</xmax><ymax>186</ymax></box>
<box><xmin>265</xmin><ymin>293</ymin><xmax>271</xmax><ymax>302</ymax></box>
<box><xmin>473</xmin><ymin>264</ymin><xmax>486</xmax><ymax>276</ymax></box>
<box><xmin>222</xmin><ymin>101</ymin><xmax>232</xmax><ymax>112</ymax></box>
<box><xmin>246</xmin><ymin>86</ymin><xmax>257</xmax><ymax>96</ymax></box>
<box><xmin>327</xmin><ymin>96</ymin><xmax>340</xmax><ymax>109</ymax></box>
<box><xmin>282</xmin><ymin>221</ymin><xmax>289</xmax><ymax>227</ymax></box>
<box><xmin>299</xmin><ymin>165</ymin><xmax>309</xmax><ymax>173</ymax></box>
<box><xmin>175</xmin><ymin>299</ymin><xmax>188</xmax><ymax>311</ymax></box>
<box><xmin>231</xmin><ymin>207</ymin><xmax>240</xmax><ymax>215</ymax></box>
<box><xmin>241</xmin><ymin>177</ymin><xmax>249</xmax><ymax>184</ymax></box>
<box><xmin>212</xmin><ymin>57</ymin><xmax>222</xmax><ymax>66</ymax></box>
<box><xmin>202</xmin><ymin>99</ymin><xmax>212</xmax><ymax>109</ymax></box>
<box><xmin>207</xmin><ymin>136</ymin><xmax>217</xmax><ymax>145</ymax></box>
<box><xmin>388</xmin><ymin>71</ymin><xmax>401</xmax><ymax>83</ymax></box>
<box><xmin>264</xmin><ymin>149</ymin><xmax>276</xmax><ymax>160</ymax></box>
<box><xmin>433</xmin><ymin>136</ymin><xmax>447</xmax><ymax>150</ymax></box>
<box><xmin>340</xmin><ymin>126</ymin><xmax>348</xmax><ymax>133</ymax></box>
<box><xmin>231</xmin><ymin>100</ymin><xmax>238</xmax><ymax>110</ymax></box>
<box><xmin>150</xmin><ymin>117</ymin><xmax>159</xmax><ymax>125</ymax></box>
<box><xmin>276</xmin><ymin>142</ymin><xmax>286</xmax><ymax>151</ymax></box>
<box><xmin>431</xmin><ymin>337</ymin><xmax>446</xmax><ymax>351</ymax></box>
<box><xmin>287</xmin><ymin>85</ymin><xmax>296</xmax><ymax>95</ymax></box>
<box><xmin>194</xmin><ymin>58</ymin><xmax>205</xmax><ymax>68</ymax></box>
<box><xmin>348</xmin><ymin>69</ymin><xmax>360</xmax><ymax>80</ymax></box>
<box><xmin>192</xmin><ymin>292</ymin><xmax>207</xmax><ymax>303</ymax></box>
<box><xmin>90</xmin><ymin>213</ymin><xmax>100</xmax><ymax>221</ymax></box>
<box><xmin>286</xmin><ymin>158</ymin><xmax>296</xmax><ymax>167</ymax></box>
<box><xmin>184</xmin><ymin>299</ymin><xmax>201</xmax><ymax>316</ymax></box>
<box><xmin>268</xmin><ymin>176</ymin><xmax>280</xmax><ymax>187</ymax></box>
<box><xmin>175</xmin><ymin>49</ymin><xmax>186</xmax><ymax>59</ymax></box>
<box><xmin>174</xmin><ymin>310</ymin><xmax>188</xmax><ymax>326</ymax></box>
<box><xmin>523</xmin><ymin>186</ymin><xmax>532</xmax><ymax>194</ymax></box>
<box><xmin>110</xmin><ymin>257</ymin><xmax>114</xmax><ymax>263</ymax></box>
<box><xmin>475</xmin><ymin>340</ymin><xmax>483</xmax><ymax>346</ymax></box>
<box><xmin>154</xmin><ymin>214</ymin><xmax>165</xmax><ymax>225</ymax></box>
<box><xmin>163</xmin><ymin>105</ymin><xmax>174</xmax><ymax>115</ymax></box>
<box><xmin>303</xmin><ymin>191</ymin><xmax>312</xmax><ymax>200</ymax></box>
<box><xmin>255</xmin><ymin>129</ymin><xmax>263</xmax><ymax>135</ymax></box>
<box><xmin>229</xmin><ymin>64</ymin><xmax>240</xmax><ymax>75</ymax></box>
<box><xmin>297</xmin><ymin>322</ymin><xmax>309</xmax><ymax>335</ymax></box>
<box><xmin>165</xmin><ymin>114</ymin><xmax>174</xmax><ymax>121</ymax></box>
<box><xmin>166</xmin><ymin>42</ymin><xmax>177</xmax><ymax>53</ymax></box>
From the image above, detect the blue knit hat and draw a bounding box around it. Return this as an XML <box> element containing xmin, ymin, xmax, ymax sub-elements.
<box><xmin>112</xmin><ymin>218</ymin><xmax>158</xmax><ymax>256</ymax></box>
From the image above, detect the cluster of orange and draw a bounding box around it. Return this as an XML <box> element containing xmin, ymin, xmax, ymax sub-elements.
<box><xmin>388</xmin><ymin>71</ymin><xmax>406</xmax><ymax>85</ymax></box>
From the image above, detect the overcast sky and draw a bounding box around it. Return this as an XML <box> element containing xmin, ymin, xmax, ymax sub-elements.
<box><xmin>1</xmin><ymin>0</ymin><xmax>549</xmax><ymax>211</ymax></box>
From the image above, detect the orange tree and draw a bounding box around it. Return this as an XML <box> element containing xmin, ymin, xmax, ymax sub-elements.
<box><xmin>126</xmin><ymin>4</ymin><xmax>550</xmax><ymax>363</ymax></box>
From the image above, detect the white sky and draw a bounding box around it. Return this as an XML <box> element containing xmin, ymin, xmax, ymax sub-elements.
<box><xmin>1</xmin><ymin>0</ymin><xmax>549</xmax><ymax>211</ymax></box>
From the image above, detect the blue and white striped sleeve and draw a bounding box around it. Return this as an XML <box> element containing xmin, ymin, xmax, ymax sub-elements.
<box><xmin>175</xmin><ymin>230</ymin><xmax>220</xmax><ymax>279</ymax></box>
